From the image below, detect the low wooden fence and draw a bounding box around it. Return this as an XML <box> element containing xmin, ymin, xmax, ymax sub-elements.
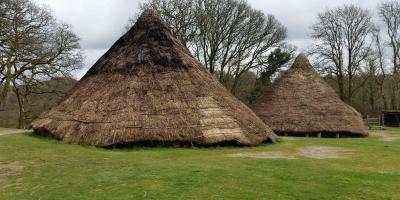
<box><xmin>364</xmin><ymin>115</ymin><xmax>384</xmax><ymax>130</ymax></box>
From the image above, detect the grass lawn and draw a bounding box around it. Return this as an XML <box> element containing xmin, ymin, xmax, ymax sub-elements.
<box><xmin>0</xmin><ymin>128</ymin><xmax>399</xmax><ymax>200</ymax></box>
<box><xmin>0</xmin><ymin>128</ymin><xmax>11</xmax><ymax>131</ymax></box>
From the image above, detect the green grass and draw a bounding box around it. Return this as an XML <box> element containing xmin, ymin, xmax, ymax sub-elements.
<box><xmin>0</xmin><ymin>128</ymin><xmax>399</xmax><ymax>200</ymax></box>
<box><xmin>0</xmin><ymin>128</ymin><xmax>11</xmax><ymax>131</ymax></box>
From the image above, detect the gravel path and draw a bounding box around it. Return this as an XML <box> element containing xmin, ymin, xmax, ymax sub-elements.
<box><xmin>0</xmin><ymin>129</ymin><xmax>32</xmax><ymax>136</ymax></box>
<box><xmin>369</xmin><ymin>131</ymin><xmax>400</xmax><ymax>141</ymax></box>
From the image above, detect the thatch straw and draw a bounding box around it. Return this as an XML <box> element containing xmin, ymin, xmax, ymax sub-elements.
<box><xmin>251</xmin><ymin>53</ymin><xmax>368</xmax><ymax>137</ymax></box>
<box><xmin>31</xmin><ymin>10</ymin><xmax>278</xmax><ymax>147</ymax></box>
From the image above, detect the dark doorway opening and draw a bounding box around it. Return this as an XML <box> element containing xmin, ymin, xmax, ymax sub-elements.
<box><xmin>382</xmin><ymin>110</ymin><xmax>400</xmax><ymax>127</ymax></box>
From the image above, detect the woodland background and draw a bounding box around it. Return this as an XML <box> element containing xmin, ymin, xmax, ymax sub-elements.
<box><xmin>1</xmin><ymin>0</ymin><xmax>399</xmax><ymax>128</ymax></box>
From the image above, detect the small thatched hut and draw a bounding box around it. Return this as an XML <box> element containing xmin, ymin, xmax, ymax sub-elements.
<box><xmin>31</xmin><ymin>10</ymin><xmax>278</xmax><ymax>147</ymax></box>
<box><xmin>251</xmin><ymin>53</ymin><xmax>368</xmax><ymax>137</ymax></box>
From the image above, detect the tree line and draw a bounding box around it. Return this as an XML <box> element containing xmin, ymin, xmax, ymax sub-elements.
<box><xmin>310</xmin><ymin>2</ymin><xmax>400</xmax><ymax>115</ymax></box>
<box><xmin>1</xmin><ymin>0</ymin><xmax>399</xmax><ymax>128</ymax></box>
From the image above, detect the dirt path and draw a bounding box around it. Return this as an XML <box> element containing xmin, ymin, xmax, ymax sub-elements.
<box><xmin>297</xmin><ymin>146</ymin><xmax>352</xmax><ymax>159</ymax></box>
<box><xmin>226</xmin><ymin>151</ymin><xmax>297</xmax><ymax>159</ymax></box>
<box><xmin>0</xmin><ymin>129</ymin><xmax>31</xmax><ymax>137</ymax></box>
<box><xmin>226</xmin><ymin>146</ymin><xmax>353</xmax><ymax>160</ymax></box>
<box><xmin>369</xmin><ymin>131</ymin><xmax>400</xmax><ymax>141</ymax></box>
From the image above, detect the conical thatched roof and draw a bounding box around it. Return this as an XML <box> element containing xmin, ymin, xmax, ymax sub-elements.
<box><xmin>251</xmin><ymin>53</ymin><xmax>367</xmax><ymax>137</ymax></box>
<box><xmin>31</xmin><ymin>10</ymin><xmax>278</xmax><ymax>147</ymax></box>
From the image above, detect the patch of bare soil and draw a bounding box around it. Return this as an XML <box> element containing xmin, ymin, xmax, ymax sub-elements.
<box><xmin>370</xmin><ymin>132</ymin><xmax>400</xmax><ymax>142</ymax></box>
<box><xmin>297</xmin><ymin>146</ymin><xmax>352</xmax><ymax>159</ymax></box>
<box><xmin>226</xmin><ymin>146</ymin><xmax>353</xmax><ymax>160</ymax></box>
<box><xmin>226</xmin><ymin>151</ymin><xmax>297</xmax><ymax>159</ymax></box>
<box><xmin>0</xmin><ymin>160</ymin><xmax>24</xmax><ymax>188</ymax></box>
<box><xmin>279</xmin><ymin>136</ymin><xmax>298</xmax><ymax>141</ymax></box>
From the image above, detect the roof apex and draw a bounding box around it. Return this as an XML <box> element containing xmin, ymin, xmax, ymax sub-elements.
<box><xmin>291</xmin><ymin>53</ymin><xmax>313</xmax><ymax>70</ymax></box>
<box><xmin>136</xmin><ymin>9</ymin><xmax>163</xmax><ymax>23</ymax></box>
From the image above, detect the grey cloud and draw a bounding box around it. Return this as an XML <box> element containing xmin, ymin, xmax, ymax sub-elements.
<box><xmin>75</xmin><ymin>48</ymin><xmax>109</xmax><ymax>79</ymax></box>
<box><xmin>33</xmin><ymin>0</ymin><xmax>387</xmax><ymax>79</ymax></box>
<box><xmin>248</xmin><ymin>0</ymin><xmax>385</xmax><ymax>41</ymax></box>
<box><xmin>34</xmin><ymin>0</ymin><xmax>139</xmax><ymax>50</ymax></box>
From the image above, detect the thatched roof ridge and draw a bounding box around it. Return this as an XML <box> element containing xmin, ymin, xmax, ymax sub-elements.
<box><xmin>31</xmin><ymin>10</ymin><xmax>278</xmax><ymax>147</ymax></box>
<box><xmin>251</xmin><ymin>54</ymin><xmax>367</xmax><ymax>137</ymax></box>
<box><xmin>291</xmin><ymin>53</ymin><xmax>312</xmax><ymax>69</ymax></box>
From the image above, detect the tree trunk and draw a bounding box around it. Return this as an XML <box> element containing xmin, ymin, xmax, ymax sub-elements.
<box><xmin>17</xmin><ymin>104</ymin><xmax>25</xmax><ymax>129</ymax></box>
<box><xmin>230</xmin><ymin>76</ymin><xmax>240</xmax><ymax>95</ymax></box>
<box><xmin>391</xmin><ymin>78</ymin><xmax>398</xmax><ymax>110</ymax></box>
<box><xmin>337</xmin><ymin>74</ymin><xmax>346</xmax><ymax>101</ymax></box>
<box><xmin>14</xmin><ymin>90</ymin><xmax>26</xmax><ymax>129</ymax></box>
<box><xmin>368</xmin><ymin>79</ymin><xmax>375</xmax><ymax>112</ymax></box>
<box><xmin>391</xmin><ymin>50</ymin><xmax>399</xmax><ymax>110</ymax></box>
<box><xmin>348</xmin><ymin>74</ymin><xmax>353</xmax><ymax>105</ymax></box>
<box><xmin>218</xmin><ymin>67</ymin><xmax>224</xmax><ymax>83</ymax></box>
<box><xmin>0</xmin><ymin>66</ymin><xmax>12</xmax><ymax>107</ymax></box>
<box><xmin>0</xmin><ymin>79</ymin><xmax>10</xmax><ymax>107</ymax></box>
<box><xmin>377</xmin><ymin>81</ymin><xmax>388</xmax><ymax>110</ymax></box>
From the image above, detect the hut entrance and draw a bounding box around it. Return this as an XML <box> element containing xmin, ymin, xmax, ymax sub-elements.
<box><xmin>382</xmin><ymin>110</ymin><xmax>400</xmax><ymax>127</ymax></box>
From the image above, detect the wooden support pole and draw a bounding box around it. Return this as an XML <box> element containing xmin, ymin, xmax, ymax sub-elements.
<box><xmin>367</xmin><ymin>115</ymin><xmax>371</xmax><ymax>130</ymax></box>
<box><xmin>336</xmin><ymin>133</ymin><xmax>340</xmax><ymax>138</ymax></box>
<box><xmin>317</xmin><ymin>132</ymin><xmax>321</xmax><ymax>138</ymax></box>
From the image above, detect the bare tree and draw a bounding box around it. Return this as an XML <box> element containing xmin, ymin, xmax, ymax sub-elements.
<box><xmin>310</xmin><ymin>5</ymin><xmax>373</xmax><ymax>105</ymax></box>
<box><xmin>366</xmin><ymin>58</ymin><xmax>377</xmax><ymax>111</ymax></box>
<box><xmin>372</xmin><ymin>29</ymin><xmax>389</xmax><ymax>109</ymax></box>
<box><xmin>0</xmin><ymin>0</ymin><xmax>83</xmax><ymax>128</ymax></box>
<box><xmin>137</xmin><ymin>0</ymin><xmax>287</xmax><ymax>93</ymax></box>
<box><xmin>310</xmin><ymin>9</ymin><xmax>346</xmax><ymax>100</ymax></box>
<box><xmin>378</xmin><ymin>1</ymin><xmax>400</xmax><ymax>109</ymax></box>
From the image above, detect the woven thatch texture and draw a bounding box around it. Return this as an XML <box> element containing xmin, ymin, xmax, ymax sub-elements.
<box><xmin>31</xmin><ymin>10</ymin><xmax>278</xmax><ymax>147</ymax></box>
<box><xmin>251</xmin><ymin>53</ymin><xmax>367</xmax><ymax>137</ymax></box>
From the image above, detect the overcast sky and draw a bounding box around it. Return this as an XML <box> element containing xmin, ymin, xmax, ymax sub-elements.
<box><xmin>33</xmin><ymin>0</ymin><xmax>386</xmax><ymax>79</ymax></box>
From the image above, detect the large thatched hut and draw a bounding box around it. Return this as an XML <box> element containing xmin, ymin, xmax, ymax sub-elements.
<box><xmin>251</xmin><ymin>53</ymin><xmax>367</xmax><ymax>137</ymax></box>
<box><xmin>31</xmin><ymin>10</ymin><xmax>278</xmax><ymax>147</ymax></box>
